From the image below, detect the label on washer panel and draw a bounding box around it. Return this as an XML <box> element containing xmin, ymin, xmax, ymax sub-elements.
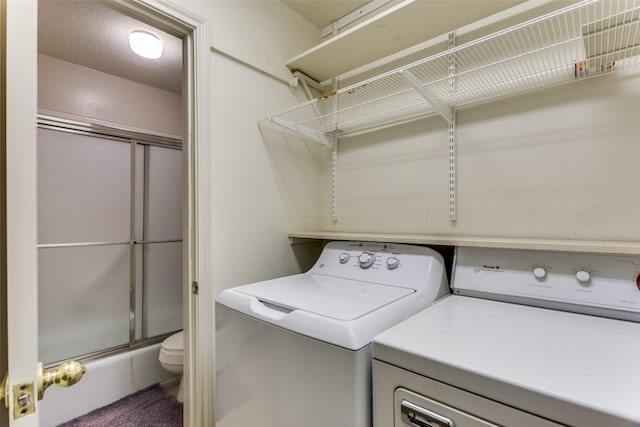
<box><xmin>453</xmin><ymin>247</ymin><xmax>640</xmax><ymax>318</ymax></box>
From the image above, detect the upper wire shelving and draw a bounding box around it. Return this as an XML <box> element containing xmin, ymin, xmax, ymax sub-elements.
<box><xmin>262</xmin><ymin>0</ymin><xmax>640</xmax><ymax>145</ymax></box>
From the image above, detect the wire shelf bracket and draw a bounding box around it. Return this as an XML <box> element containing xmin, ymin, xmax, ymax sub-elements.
<box><xmin>400</xmin><ymin>69</ymin><xmax>453</xmax><ymax>124</ymax></box>
<box><xmin>269</xmin><ymin>116</ymin><xmax>334</xmax><ymax>147</ymax></box>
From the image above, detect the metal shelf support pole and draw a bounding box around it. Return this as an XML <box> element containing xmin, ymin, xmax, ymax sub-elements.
<box><xmin>331</xmin><ymin>63</ymin><xmax>340</xmax><ymax>222</ymax></box>
<box><xmin>331</xmin><ymin>137</ymin><xmax>339</xmax><ymax>222</ymax></box>
<box><xmin>448</xmin><ymin>110</ymin><xmax>456</xmax><ymax>221</ymax></box>
<box><xmin>448</xmin><ymin>32</ymin><xmax>457</xmax><ymax>222</ymax></box>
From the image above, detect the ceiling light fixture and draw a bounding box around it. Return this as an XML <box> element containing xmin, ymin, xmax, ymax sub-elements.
<box><xmin>128</xmin><ymin>30</ymin><xmax>163</xmax><ymax>59</ymax></box>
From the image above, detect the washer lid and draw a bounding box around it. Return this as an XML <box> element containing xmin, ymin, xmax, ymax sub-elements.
<box><xmin>236</xmin><ymin>273</ymin><xmax>414</xmax><ymax>321</ymax></box>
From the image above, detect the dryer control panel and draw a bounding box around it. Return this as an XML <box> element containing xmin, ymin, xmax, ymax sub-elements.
<box><xmin>453</xmin><ymin>247</ymin><xmax>640</xmax><ymax>322</ymax></box>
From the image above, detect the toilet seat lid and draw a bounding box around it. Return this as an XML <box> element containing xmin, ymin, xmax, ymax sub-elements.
<box><xmin>160</xmin><ymin>331</ymin><xmax>183</xmax><ymax>366</ymax></box>
<box><xmin>162</xmin><ymin>331</ymin><xmax>184</xmax><ymax>352</ymax></box>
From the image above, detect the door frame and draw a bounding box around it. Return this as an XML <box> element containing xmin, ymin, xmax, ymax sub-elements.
<box><xmin>3</xmin><ymin>0</ymin><xmax>39</xmax><ymax>425</ymax></box>
<box><xmin>111</xmin><ymin>1</ymin><xmax>213</xmax><ymax>425</ymax></box>
<box><xmin>2</xmin><ymin>0</ymin><xmax>213</xmax><ymax>425</ymax></box>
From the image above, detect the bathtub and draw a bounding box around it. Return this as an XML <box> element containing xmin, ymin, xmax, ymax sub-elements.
<box><xmin>39</xmin><ymin>343</ymin><xmax>179</xmax><ymax>427</ymax></box>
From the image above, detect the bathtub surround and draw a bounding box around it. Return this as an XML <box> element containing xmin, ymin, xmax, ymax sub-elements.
<box><xmin>57</xmin><ymin>383</ymin><xmax>182</xmax><ymax>427</ymax></box>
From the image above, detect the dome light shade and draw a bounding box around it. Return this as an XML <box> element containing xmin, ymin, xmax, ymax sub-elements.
<box><xmin>128</xmin><ymin>30</ymin><xmax>163</xmax><ymax>59</ymax></box>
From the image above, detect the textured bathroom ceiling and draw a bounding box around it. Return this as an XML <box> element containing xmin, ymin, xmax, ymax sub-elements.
<box><xmin>38</xmin><ymin>0</ymin><xmax>183</xmax><ymax>94</ymax></box>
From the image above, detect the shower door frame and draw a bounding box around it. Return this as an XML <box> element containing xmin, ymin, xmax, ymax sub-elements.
<box><xmin>37</xmin><ymin>116</ymin><xmax>184</xmax><ymax>364</ymax></box>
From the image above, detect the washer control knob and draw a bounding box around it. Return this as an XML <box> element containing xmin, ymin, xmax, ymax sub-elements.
<box><xmin>386</xmin><ymin>257</ymin><xmax>400</xmax><ymax>270</ymax></box>
<box><xmin>358</xmin><ymin>252</ymin><xmax>376</xmax><ymax>269</ymax></box>
<box><xmin>576</xmin><ymin>270</ymin><xmax>591</xmax><ymax>283</ymax></box>
<box><xmin>338</xmin><ymin>252</ymin><xmax>350</xmax><ymax>264</ymax></box>
<box><xmin>636</xmin><ymin>274</ymin><xmax>640</xmax><ymax>291</ymax></box>
<box><xmin>533</xmin><ymin>267</ymin><xmax>547</xmax><ymax>279</ymax></box>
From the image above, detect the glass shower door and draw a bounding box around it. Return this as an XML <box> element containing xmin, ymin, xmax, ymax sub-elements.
<box><xmin>139</xmin><ymin>145</ymin><xmax>183</xmax><ymax>339</ymax></box>
<box><xmin>37</xmin><ymin>128</ymin><xmax>133</xmax><ymax>364</ymax></box>
<box><xmin>37</xmin><ymin>125</ymin><xmax>183</xmax><ymax>365</ymax></box>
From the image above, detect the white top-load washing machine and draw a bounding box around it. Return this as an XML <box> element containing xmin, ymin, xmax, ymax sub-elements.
<box><xmin>215</xmin><ymin>241</ymin><xmax>449</xmax><ymax>427</ymax></box>
<box><xmin>373</xmin><ymin>247</ymin><xmax>640</xmax><ymax>427</ymax></box>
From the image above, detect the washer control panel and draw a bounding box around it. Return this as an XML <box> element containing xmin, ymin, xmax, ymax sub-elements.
<box><xmin>336</xmin><ymin>250</ymin><xmax>404</xmax><ymax>271</ymax></box>
<box><xmin>309</xmin><ymin>241</ymin><xmax>446</xmax><ymax>291</ymax></box>
<box><xmin>453</xmin><ymin>247</ymin><xmax>640</xmax><ymax>321</ymax></box>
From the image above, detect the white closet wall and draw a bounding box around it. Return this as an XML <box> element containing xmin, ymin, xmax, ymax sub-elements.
<box><xmin>322</xmin><ymin>71</ymin><xmax>640</xmax><ymax>243</ymax></box>
<box><xmin>179</xmin><ymin>0</ymin><xmax>325</xmax><ymax>292</ymax></box>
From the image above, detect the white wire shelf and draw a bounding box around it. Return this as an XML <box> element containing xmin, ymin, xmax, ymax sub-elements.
<box><xmin>262</xmin><ymin>0</ymin><xmax>640</xmax><ymax>144</ymax></box>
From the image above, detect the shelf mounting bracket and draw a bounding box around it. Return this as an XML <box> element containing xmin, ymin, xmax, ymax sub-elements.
<box><xmin>399</xmin><ymin>69</ymin><xmax>453</xmax><ymax>124</ymax></box>
<box><xmin>269</xmin><ymin>117</ymin><xmax>334</xmax><ymax>147</ymax></box>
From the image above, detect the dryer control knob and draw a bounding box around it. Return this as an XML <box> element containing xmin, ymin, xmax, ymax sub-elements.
<box><xmin>338</xmin><ymin>252</ymin><xmax>350</xmax><ymax>264</ymax></box>
<box><xmin>576</xmin><ymin>270</ymin><xmax>591</xmax><ymax>283</ymax></box>
<box><xmin>358</xmin><ymin>252</ymin><xmax>376</xmax><ymax>269</ymax></box>
<box><xmin>533</xmin><ymin>267</ymin><xmax>546</xmax><ymax>279</ymax></box>
<box><xmin>386</xmin><ymin>257</ymin><xmax>400</xmax><ymax>270</ymax></box>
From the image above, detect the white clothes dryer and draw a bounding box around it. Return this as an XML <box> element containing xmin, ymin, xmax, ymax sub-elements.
<box><xmin>215</xmin><ymin>241</ymin><xmax>449</xmax><ymax>427</ymax></box>
<box><xmin>373</xmin><ymin>247</ymin><xmax>640</xmax><ymax>427</ymax></box>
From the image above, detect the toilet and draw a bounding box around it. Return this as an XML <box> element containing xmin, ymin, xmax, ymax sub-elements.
<box><xmin>159</xmin><ymin>331</ymin><xmax>184</xmax><ymax>402</ymax></box>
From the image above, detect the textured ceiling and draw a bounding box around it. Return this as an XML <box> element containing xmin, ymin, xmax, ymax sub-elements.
<box><xmin>38</xmin><ymin>0</ymin><xmax>183</xmax><ymax>94</ymax></box>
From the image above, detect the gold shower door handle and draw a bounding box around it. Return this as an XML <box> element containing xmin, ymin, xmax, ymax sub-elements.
<box><xmin>37</xmin><ymin>360</ymin><xmax>87</xmax><ymax>400</ymax></box>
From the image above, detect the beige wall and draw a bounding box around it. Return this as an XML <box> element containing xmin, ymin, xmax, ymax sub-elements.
<box><xmin>208</xmin><ymin>52</ymin><xmax>323</xmax><ymax>292</ymax></box>
<box><xmin>38</xmin><ymin>54</ymin><xmax>182</xmax><ymax>136</ymax></box>
<box><xmin>322</xmin><ymin>70</ymin><xmax>640</xmax><ymax>245</ymax></box>
<box><xmin>180</xmin><ymin>0</ymin><xmax>319</xmax><ymax>83</ymax></box>
<box><xmin>176</xmin><ymin>0</ymin><xmax>323</xmax><ymax>292</ymax></box>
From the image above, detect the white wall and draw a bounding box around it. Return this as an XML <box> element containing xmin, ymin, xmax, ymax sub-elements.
<box><xmin>208</xmin><ymin>53</ymin><xmax>323</xmax><ymax>291</ymax></box>
<box><xmin>180</xmin><ymin>0</ymin><xmax>320</xmax><ymax>83</ymax></box>
<box><xmin>322</xmin><ymin>70</ymin><xmax>640</xmax><ymax>244</ymax></box>
<box><xmin>38</xmin><ymin>54</ymin><xmax>182</xmax><ymax>136</ymax></box>
<box><xmin>175</xmin><ymin>0</ymin><xmax>323</xmax><ymax>292</ymax></box>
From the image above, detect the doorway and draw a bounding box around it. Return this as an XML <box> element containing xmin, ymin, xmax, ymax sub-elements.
<box><xmin>36</xmin><ymin>0</ymin><xmax>185</xmax><ymax>424</ymax></box>
<box><xmin>1</xmin><ymin>0</ymin><xmax>211</xmax><ymax>425</ymax></box>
